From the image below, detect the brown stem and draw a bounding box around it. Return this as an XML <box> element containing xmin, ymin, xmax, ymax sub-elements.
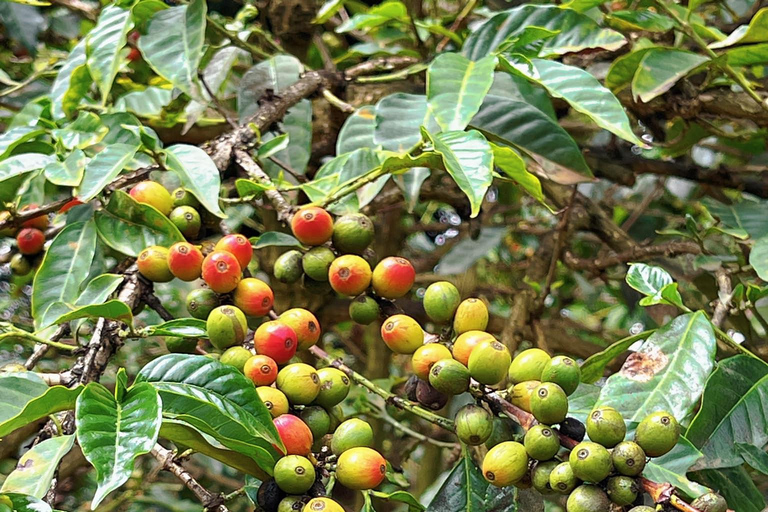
<box><xmin>711</xmin><ymin>267</ymin><xmax>733</xmax><ymax>328</ymax></box>
<box><xmin>563</xmin><ymin>241</ymin><xmax>702</xmax><ymax>271</ymax></box>
<box><xmin>233</xmin><ymin>149</ymin><xmax>294</xmax><ymax>223</ymax></box>
<box><xmin>150</xmin><ymin>444</ymin><xmax>228</xmax><ymax>512</ymax></box>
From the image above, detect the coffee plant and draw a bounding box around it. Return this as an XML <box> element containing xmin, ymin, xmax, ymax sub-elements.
<box><xmin>0</xmin><ymin>0</ymin><xmax>767</xmax><ymax>510</ymax></box>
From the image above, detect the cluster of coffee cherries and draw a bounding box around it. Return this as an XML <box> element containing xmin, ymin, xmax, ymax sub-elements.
<box><xmin>0</xmin><ymin>203</ymin><xmax>57</xmax><ymax>276</ymax></box>
<box><xmin>130</xmin><ymin>180</ymin><xmax>206</xmax><ymax>239</ymax></box>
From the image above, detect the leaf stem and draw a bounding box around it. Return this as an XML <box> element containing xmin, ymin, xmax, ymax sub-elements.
<box><xmin>0</xmin><ymin>328</ymin><xmax>77</xmax><ymax>352</ymax></box>
<box><xmin>207</xmin><ymin>16</ymin><xmax>271</xmax><ymax>60</ymax></box>
<box><xmin>314</xmin><ymin>166</ymin><xmax>388</xmax><ymax>209</ymax></box>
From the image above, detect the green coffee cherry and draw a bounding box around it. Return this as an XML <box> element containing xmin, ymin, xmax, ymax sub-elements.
<box><xmin>169</xmin><ymin>206</ymin><xmax>201</xmax><ymax>239</ymax></box>
<box><xmin>467</xmin><ymin>340</ymin><xmax>511</xmax><ymax>385</ymax></box>
<box><xmin>524</xmin><ymin>424</ymin><xmax>560</xmax><ymax>461</ymax></box>
<box><xmin>568</xmin><ymin>441</ymin><xmax>613</xmax><ymax>483</ymax></box>
<box><xmin>541</xmin><ymin>355</ymin><xmax>581</xmax><ymax>396</ymax></box>
<box><xmin>531</xmin><ymin>460</ymin><xmax>558</xmax><ymax>495</ymax></box>
<box><xmin>277</xmin><ymin>496</ymin><xmax>304</xmax><ymax>512</ymax></box>
<box><xmin>206</xmin><ymin>305</ymin><xmax>248</xmax><ymax>350</ymax></box>
<box><xmin>566</xmin><ymin>484</ymin><xmax>611</xmax><ymax>512</ymax></box>
<box><xmin>454</xmin><ymin>404</ymin><xmax>493</xmax><ymax>446</ymax></box>
<box><xmin>508</xmin><ymin>348</ymin><xmax>551</xmax><ymax>384</ymax></box>
<box><xmin>302</xmin><ymin>247</ymin><xmax>335</xmax><ymax>282</ymax></box>
<box><xmin>186</xmin><ymin>288</ymin><xmax>219</xmax><ymax>319</ymax></box>
<box><xmin>611</xmin><ymin>441</ymin><xmax>646</xmax><ymax>476</ymax></box>
<box><xmin>314</xmin><ymin>367</ymin><xmax>351</xmax><ymax>409</ymax></box>
<box><xmin>482</xmin><ymin>441</ymin><xmax>529</xmax><ymax>487</ymax></box>
<box><xmin>172</xmin><ymin>188</ymin><xmax>201</xmax><ymax>208</ymax></box>
<box><xmin>331</xmin><ymin>418</ymin><xmax>374</xmax><ymax>455</ymax></box>
<box><xmin>606</xmin><ymin>475</ymin><xmax>638</xmax><ymax>506</ymax></box>
<box><xmin>428</xmin><ymin>359</ymin><xmax>470</xmax><ymax>395</ymax></box>
<box><xmin>332</xmin><ymin>213</ymin><xmax>375</xmax><ymax>254</ymax></box>
<box><xmin>165</xmin><ymin>337</ymin><xmax>198</xmax><ymax>354</ymax></box>
<box><xmin>273</xmin><ymin>455</ymin><xmax>316</xmax><ymax>494</ymax></box>
<box><xmin>423</xmin><ymin>281</ymin><xmax>461</xmax><ymax>323</ymax></box>
<box><xmin>586</xmin><ymin>406</ymin><xmax>626</xmax><ymax>448</ymax></box>
<box><xmin>349</xmin><ymin>295</ymin><xmax>380</xmax><ymax>325</ymax></box>
<box><xmin>299</xmin><ymin>406</ymin><xmax>332</xmax><ymax>440</ymax></box>
<box><xmin>635</xmin><ymin>410</ymin><xmax>680</xmax><ymax>457</ymax></box>
<box><xmin>691</xmin><ymin>492</ymin><xmax>728</xmax><ymax>512</ymax></box>
<box><xmin>276</xmin><ymin>363</ymin><xmax>320</xmax><ymax>405</ymax></box>
<box><xmin>530</xmin><ymin>382</ymin><xmax>568</xmax><ymax>425</ymax></box>
<box><xmin>219</xmin><ymin>346</ymin><xmax>252</xmax><ymax>372</ymax></box>
<box><xmin>549</xmin><ymin>461</ymin><xmax>579</xmax><ymax>494</ymax></box>
<box><xmin>274</xmin><ymin>250</ymin><xmax>303</xmax><ymax>284</ymax></box>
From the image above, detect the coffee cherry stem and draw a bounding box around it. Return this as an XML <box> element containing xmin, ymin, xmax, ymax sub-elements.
<box><xmin>0</xmin><ymin>325</ymin><xmax>77</xmax><ymax>352</ymax></box>
<box><xmin>369</xmin><ymin>406</ymin><xmax>460</xmax><ymax>449</ymax></box>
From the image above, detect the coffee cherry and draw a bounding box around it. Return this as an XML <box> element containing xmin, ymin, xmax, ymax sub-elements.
<box><xmin>482</xmin><ymin>441</ymin><xmax>528</xmax><ymax>487</ymax></box>
<box><xmin>167</xmin><ymin>242</ymin><xmax>203</xmax><ymax>281</ymax></box>
<box><xmin>304</xmin><ymin>497</ymin><xmax>344</xmax><ymax>512</ymax></box>
<box><xmin>415</xmin><ymin>379</ymin><xmax>449</xmax><ymax>410</ymax></box>
<box><xmin>137</xmin><ymin>246</ymin><xmax>173</xmax><ymax>282</ymax></box>
<box><xmin>549</xmin><ymin>461</ymin><xmax>579</xmax><ymax>494</ymax></box>
<box><xmin>302</xmin><ymin>247</ymin><xmax>335</xmax><ymax>282</ymax></box>
<box><xmin>186</xmin><ymin>288</ymin><xmax>219</xmax><ymax>319</ymax></box>
<box><xmin>691</xmin><ymin>492</ymin><xmax>728</xmax><ymax>512</ymax></box>
<box><xmin>349</xmin><ymin>294</ymin><xmax>380</xmax><ymax>325</ymax></box>
<box><xmin>429</xmin><ymin>359</ymin><xmax>470</xmax><ymax>395</ymax></box>
<box><xmin>244</xmin><ymin>354</ymin><xmax>278</xmax><ymax>386</ymax></box>
<box><xmin>508</xmin><ymin>380</ymin><xmax>540</xmax><ymax>413</ymax></box>
<box><xmin>371</xmin><ymin>256</ymin><xmax>414</xmax><ymax>298</ymax></box>
<box><xmin>276</xmin><ymin>363</ymin><xmax>320</xmax><ymax>405</ymax></box>
<box><xmin>314</xmin><ymin>367</ymin><xmax>351</xmax><ymax>409</ymax></box>
<box><xmin>257</xmin><ymin>386</ymin><xmax>289</xmax><ymax>418</ymax></box>
<box><xmin>530</xmin><ymin>382</ymin><xmax>568</xmax><ymax>425</ymax></box>
<box><xmin>233</xmin><ymin>278</ymin><xmax>274</xmax><ymax>317</ymax></box>
<box><xmin>19</xmin><ymin>204</ymin><xmax>49</xmax><ymax>230</ymax></box>
<box><xmin>206</xmin><ymin>305</ymin><xmax>247</xmax><ymax>350</ymax></box>
<box><xmin>508</xmin><ymin>348</ymin><xmax>551</xmax><ymax>384</ymax></box>
<box><xmin>628</xmin><ymin>507</ymin><xmax>656</xmax><ymax>512</ymax></box>
<box><xmin>331</xmin><ymin>418</ymin><xmax>374</xmax><ymax>455</ymax></box>
<box><xmin>423</xmin><ymin>281</ymin><xmax>461</xmax><ymax>323</ymax></box>
<box><xmin>280</xmin><ymin>308</ymin><xmax>320</xmax><ymax>350</ymax></box>
<box><xmin>612</xmin><ymin>441</ymin><xmax>646</xmax><ymax>476</ymax></box>
<box><xmin>381</xmin><ymin>314</ymin><xmax>423</xmax><ymax>354</ymax></box>
<box><xmin>254</xmin><ymin>321</ymin><xmax>298</xmax><ymax>364</ymax></box>
<box><xmin>274</xmin><ymin>455</ymin><xmax>316</xmax><ymax>494</ymax></box>
<box><xmin>220</xmin><ymin>346</ymin><xmax>252</xmax><ymax>371</ymax></box>
<box><xmin>455</xmin><ymin>404</ymin><xmax>493</xmax><ymax>446</ymax></box>
<box><xmin>169</xmin><ymin>206</ymin><xmax>201</xmax><ymax>239</ymax></box>
<box><xmin>635</xmin><ymin>411</ymin><xmax>680</xmax><ymax>457</ymax></box>
<box><xmin>292</xmin><ymin>206</ymin><xmax>333</xmax><ymax>246</ymax></box>
<box><xmin>453</xmin><ymin>298</ymin><xmax>489</xmax><ymax>334</ymax></box>
<box><xmin>532</xmin><ymin>460</ymin><xmax>558</xmax><ymax>495</ymax></box>
<box><xmin>332</xmin><ymin>213</ymin><xmax>374</xmax><ymax>254</ymax></box>
<box><xmin>277</xmin><ymin>496</ymin><xmax>303</xmax><ymax>512</ymax></box>
<box><xmin>606</xmin><ymin>475</ymin><xmax>638</xmax><ymax>506</ymax></box>
<box><xmin>566</xmin><ymin>484</ymin><xmax>611</xmax><ymax>512</ymax></box>
<box><xmin>9</xmin><ymin>254</ymin><xmax>31</xmax><ymax>275</ymax></box>
<box><xmin>165</xmin><ymin>337</ymin><xmax>198</xmax><ymax>354</ymax></box>
<box><xmin>541</xmin><ymin>355</ymin><xmax>581</xmax><ymax>396</ymax></box>
<box><xmin>274</xmin><ymin>250</ymin><xmax>303</xmax><ymax>284</ymax></box>
<box><xmin>335</xmin><ymin>447</ymin><xmax>387</xmax><ymax>490</ymax></box>
<box><xmin>130</xmin><ymin>181</ymin><xmax>173</xmax><ymax>215</ymax></box>
<box><xmin>569</xmin><ymin>441</ymin><xmax>613</xmax><ymax>483</ymax></box>
<box><xmin>172</xmin><ymin>188</ymin><xmax>201</xmax><ymax>208</ymax></box>
<box><xmin>586</xmin><ymin>406</ymin><xmax>626</xmax><ymax>448</ymax></box>
<box><xmin>274</xmin><ymin>414</ymin><xmax>313</xmax><ymax>455</ymax></box>
<box><xmin>468</xmin><ymin>340</ymin><xmax>511</xmax><ymax>385</ymax></box>
<box><xmin>560</xmin><ymin>417</ymin><xmax>586</xmax><ymax>443</ymax></box>
<box><xmin>452</xmin><ymin>330</ymin><xmax>495</xmax><ymax>366</ymax></box>
<box><xmin>16</xmin><ymin>228</ymin><xmax>44</xmax><ymax>255</ymax></box>
<box><xmin>256</xmin><ymin>479</ymin><xmax>285</xmax><ymax>512</ymax></box>
<box><xmin>524</xmin><ymin>424</ymin><xmax>560</xmax><ymax>460</ymax></box>
<box><xmin>411</xmin><ymin>343</ymin><xmax>452</xmax><ymax>380</ymax></box>
<box><xmin>215</xmin><ymin>234</ymin><xmax>253</xmax><ymax>269</ymax></box>
<box><xmin>299</xmin><ymin>405</ymin><xmax>332</xmax><ymax>440</ymax></box>
<box><xmin>329</xmin><ymin>255</ymin><xmax>372</xmax><ymax>296</ymax></box>
<box><xmin>201</xmin><ymin>250</ymin><xmax>241</xmax><ymax>293</ymax></box>
<box><xmin>485</xmin><ymin>417</ymin><xmax>519</xmax><ymax>448</ymax></box>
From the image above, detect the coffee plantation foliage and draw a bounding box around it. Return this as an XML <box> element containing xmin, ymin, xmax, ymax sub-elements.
<box><xmin>1</xmin><ymin>0</ymin><xmax>768</xmax><ymax>510</ymax></box>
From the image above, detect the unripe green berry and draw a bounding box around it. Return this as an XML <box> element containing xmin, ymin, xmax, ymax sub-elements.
<box><xmin>454</xmin><ymin>404</ymin><xmax>493</xmax><ymax>446</ymax></box>
<box><xmin>568</xmin><ymin>441</ymin><xmax>613</xmax><ymax>483</ymax></box>
<box><xmin>172</xmin><ymin>188</ymin><xmax>201</xmax><ymax>208</ymax></box>
<box><xmin>206</xmin><ymin>305</ymin><xmax>247</xmax><ymax>350</ymax></box>
<box><xmin>691</xmin><ymin>492</ymin><xmax>728</xmax><ymax>512</ymax></box>
<box><xmin>423</xmin><ymin>281</ymin><xmax>461</xmax><ymax>323</ymax></box>
<box><xmin>531</xmin><ymin>460</ymin><xmax>558</xmax><ymax>495</ymax></box>
<box><xmin>302</xmin><ymin>247</ymin><xmax>335</xmax><ymax>282</ymax></box>
<box><xmin>299</xmin><ymin>406</ymin><xmax>332</xmax><ymax>440</ymax></box>
<box><xmin>586</xmin><ymin>406</ymin><xmax>626</xmax><ymax>448</ymax></box>
<box><xmin>508</xmin><ymin>348</ymin><xmax>551</xmax><ymax>384</ymax></box>
<box><xmin>186</xmin><ymin>288</ymin><xmax>219</xmax><ymax>319</ymax></box>
<box><xmin>274</xmin><ymin>250</ymin><xmax>303</xmax><ymax>284</ymax></box>
<box><xmin>549</xmin><ymin>461</ymin><xmax>579</xmax><ymax>494</ymax></box>
<box><xmin>220</xmin><ymin>346</ymin><xmax>252</xmax><ymax>371</ymax></box>
<box><xmin>314</xmin><ymin>367</ymin><xmax>351</xmax><ymax>409</ymax></box>
<box><xmin>331</xmin><ymin>418</ymin><xmax>374</xmax><ymax>455</ymax></box>
<box><xmin>165</xmin><ymin>337</ymin><xmax>198</xmax><ymax>354</ymax></box>
<box><xmin>566</xmin><ymin>484</ymin><xmax>611</xmax><ymax>512</ymax></box>
<box><xmin>524</xmin><ymin>424</ymin><xmax>560</xmax><ymax>460</ymax></box>
<box><xmin>635</xmin><ymin>410</ymin><xmax>680</xmax><ymax>457</ymax></box>
<box><xmin>530</xmin><ymin>382</ymin><xmax>568</xmax><ymax>425</ymax></box>
<box><xmin>428</xmin><ymin>359</ymin><xmax>470</xmax><ymax>395</ymax></box>
<box><xmin>606</xmin><ymin>475</ymin><xmax>638</xmax><ymax>506</ymax></box>
<box><xmin>482</xmin><ymin>441</ymin><xmax>529</xmax><ymax>487</ymax></box>
<box><xmin>468</xmin><ymin>340</ymin><xmax>511</xmax><ymax>386</ymax></box>
<box><xmin>169</xmin><ymin>206</ymin><xmax>201</xmax><ymax>239</ymax></box>
<box><xmin>332</xmin><ymin>213</ymin><xmax>374</xmax><ymax>254</ymax></box>
<box><xmin>349</xmin><ymin>294</ymin><xmax>380</xmax><ymax>325</ymax></box>
<box><xmin>611</xmin><ymin>441</ymin><xmax>646</xmax><ymax>476</ymax></box>
<box><xmin>273</xmin><ymin>455</ymin><xmax>316</xmax><ymax>494</ymax></box>
<box><xmin>276</xmin><ymin>363</ymin><xmax>320</xmax><ymax>405</ymax></box>
<box><xmin>541</xmin><ymin>355</ymin><xmax>581</xmax><ymax>396</ymax></box>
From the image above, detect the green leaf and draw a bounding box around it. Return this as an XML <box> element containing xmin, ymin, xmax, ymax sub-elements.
<box><xmin>258</xmin><ymin>134</ymin><xmax>289</xmax><ymax>159</ymax></box>
<box><xmin>463</xmin><ymin>5</ymin><xmax>625</xmax><ymax>60</ymax></box>
<box><xmin>371</xmin><ymin>490</ymin><xmax>425</xmax><ymax>511</ymax></box>
<box><xmin>307</xmin><ymin>148</ymin><xmax>385</xmax><ymax>214</ymax></box>
<box><xmin>262</xmin><ymin>100</ymin><xmax>312</xmax><ymax>179</ymax></box>
<box><xmin>76</xmin><ymin>274</ymin><xmax>124</xmax><ymax>306</ymax></box>
<box><xmin>94</xmin><ymin>190</ymin><xmax>185</xmax><ymax>257</ymax></box>
<box><xmin>735</xmin><ymin>443</ymin><xmax>768</xmax><ymax>475</ymax></box>
<box><xmin>164</xmin><ymin>144</ymin><xmax>225</xmax><ymax>218</ymax></box>
<box><xmin>709</xmin><ymin>8</ymin><xmax>768</xmax><ymax>48</ymax></box>
<box><xmin>606</xmin><ymin>10</ymin><xmax>675</xmax><ymax>32</ymax></box>
<box><xmin>520</xmin><ymin>59</ymin><xmax>647</xmax><ymax>147</ymax></box>
<box><xmin>44</xmin><ymin>150</ymin><xmax>86</xmax><ymax>187</ymax></box>
<box><xmin>31</xmin><ymin>220</ymin><xmax>98</xmax><ymax>328</ymax></box>
<box><xmin>631</xmin><ymin>49</ymin><xmax>708</xmax><ymax>102</ymax></box>
<box><xmin>76</xmin><ymin>381</ymin><xmax>161</xmax><ymax>508</ymax></box>
<box><xmin>750</xmin><ymin>237</ymin><xmax>768</xmax><ymax>280</ymax></box>
<box><xmin>426</xmin><ymin>53</ymin><xmax>497</xmax><ymax>132</ymax></box>
<box><xmin>48</xmin><ymin>300</ymin><xmax>133</xmax><ymax>328</ymax></box>
<box><xmin>596</xmin><ymin>312</ymin><xmax>716</xmax><ymax>423</ymax></box>
<box><xmin>0</xmin><ymin>435</ymin><xmax>75</xmax><ymax>499</ymax></box>
<box><xmin>0</xmin><ymin>493</ymin><xmax>52</xmax><ymax>512</ymax></box>
<box><xmin>0</xmin><ymin>127</ymin><xmax>45</xmax><ymax>158</ymax></box>
<box><xmin>704</xmin><ymin>198</ymin><xmax>768</xmax><ymax>239</ymax></box>
<box><xmin>314</xmin><ymin>0</ymin><xmax>343</xmax><ymax>23</ymax></box>
<box><xmin>638</xmin><ymin>282</ymin><xmax>685</xmax><ymax>309</ymax></box>
<box><xmin>0</xmin><ymin>3</ymin><xmax>44</xmax><ymax>52</ymax></box>
<box><xmin>490</xmin><ymin>143</ymin><xmax>544</xmax><ymax>203</ymax></box>
<box><xmin>51</xmin><ymin>112</ymin><xmax>107</xmax><ymax>150</ymax></box>
<box><xmin>336</xmin><ymin>0</ymin><xmax>407</xmax><ymax>32</ymax></box>
<box><xmin>0</xmin><ymin>154</ymin><xmax>55</xmax><ymax>202</ymax></box>
<box><xmin>642</xmin><ymin>436</ymin><xmax>709</xmax><ymax>499</ymax></box>
<box><xmin>184</xmin><ymin>46</ymin><xmax>242</xmax><ymax>132</ymax></box>
<box><xmin>337</xmin><ymin>105</ymin><xmax>377</xmax><ymax>154</ymax></box>
<box><xmin>427</xmin><ymin>452</ymin><xmax>489</xmax><ymax>511</ymax></box>
<box><xmin>76</xmin><ymin>143</ymin><xmax>139</xmax><ymax>202</ymax></box>
<box><xmin>393</xmin><ymin>167</ymin><xmax>430</xmax><ymax>213</ymax></box>
<box><xmin>692</xmin><ymin>467</ymin><xmax>766</xmax><ymax>512</ymax></box>
<box><xmin>235</xmin><ymin>179</ymin><xmax>271</xmax><ymax>198</ymax></box>
<box><xmin>136</xmin><ymin>354</ymin><xmax>283</xmax><ymax>472</ymax></box>
<box><xmin>114</xmin><ymin>87</ymin><xmax>173</xmax><ymax>117</ymax></box>
<box><xmin>145</xmin><ymin>318</ymin><xmax>207</xmax><ymax>338</ymax></box>
<box><xmin>626</xmin><ymin>263</ymin><xmax>673</xmax><ymax>297</ymax></box>
<box><xmin>559</xmin><ymin>0</ymin><xmax>609</xmax><ymax>11</ymax></box>
<box><xmin>252</xmin><ymin>232</ymin><xmax>303</xmax><ymax>249</ymax></box>
<box><xmin>470</xmin><ymin>95</ymin><xmax>593</xmax><ymax>184</ymax></box>
<box><xmin>724</xmin><ymin>43</ymin><xmax>768</xmax><ymax>67</ymax></box>
<box><xmin>373</xmin><ymin>93</ymin><xmax>439</xmax><ymax>153</ymax></box>
<box><xmin>605</xmin><ymin>46</ymin><xmax>658</xmax><ymax>91</ymax></box>
<box><xmin>436</xmin><ymin>227</ymin><xmax>505</xmax><ymax>275</ymax></box>
<box><xmin>50</xmin><ymin>38</ymin><xmax>92</xmax><ymax>119</ymax></box>
<box><xmin>425</xmin><ymin>130</ymin><xmax>493</xmax><ymax>217</ymax></box>
<box><xmin>138</xmin><ymin>0</ymin><xmax>205</xmax><ymax>97</ymax></box>
<box><xmin>238</xmin><ymin>55</ymin><xmax>302</xmax><ymax>122</ymax></box>
<box><xmin>0</xmin><ymin>372</ymin><xmax>83</xmax><ymax>437</ymax></box>
<box><xmin>566</xmin><ymin>383</ymin><xmax>601</xmax><ymax>424</ymax></box>
<box><xmin>580</xmin><ymin>329</ymin><xmax>656</xmax><ymax>384</ymax></box>
<box><xmin>86</xmin><ymin>4</ymin><xmax>133</xmax><ymax>102</ymax></box>
<box><xmin>687</xmin><ymin>355</ymin><xmax>768</xmax><ymax>469</ymax></box>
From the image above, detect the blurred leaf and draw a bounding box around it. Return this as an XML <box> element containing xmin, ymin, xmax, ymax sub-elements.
<box><xmin>692</xmin><ymin>467</ymin><xmax>766</xmax><ymax>512</ymax></box>
<box><xmin>184</xmin><ymin>46</ymin><xmax>242</xmax><ymax>132</ymax></box>
<box><xmin>606</xmin><ymin>10</ymin><xmax>676</xmax><ymax>32</ymax></box>
<box><xmin>262</xmin><ymin>100</ymin><xmax>312</xmax><ymax>179</ymax></box>
<box><xmin>393</xmin><ymin>167</ymin><xmax>430</xmax><ymax>213</ymax></box>
<box><xmin>427</xmin><ymin>452</ymin><xmax>490</xmax><ymax>511</ymax></box>
<box><xmin>735</xmin><ymin>443</ymin><xmax>768</xmax><ymax>475</ymax></box>
<box><xmin>252</xmin><ymin>232</ymin><xmax>303</xmax><ymax>249</ymax></box>
<box><xmin>76</xmin><ymin>143</ymin><xmax>139</xmax><ymax>202</ymax></box>
<box><xmin>373</xmin><ymin>93</ymin><xmax>439</xmax><ymax>153</ymax></box>
<box><xmin>314</xmin><ymin>0</ymin><xmax>343</xmax><ymax>23</ymax></box>
<box><xmin>114</xmin><ymin>87</ymin><xmax>173</xmax><ymax>117</ymax></box>
<box><xmin>86</xmin><ymin>5</ymin><xmax>133</xmax><ymax>102</ymax></box>
<box><xmin>164</xmin><ymin>144</ymin><xmax>225</xmax><ymax>218</ymax></box>
<box><xmin>704</xmin><ymin>198</ymin><xmax>768</xmax><ymax>239</ymax></box>
<box><xmin>631</xmin><ymin>49</ymin><xmax>708</xmax><ymax>102</ymax></box>
<box><xmin>436</xmin><ymin>227</ymin><xmax>506</xmax><ymax>275</ymax></box>
<box><xmin>0</xmin><ymin>154</ymin><xmax>55</xmax><ymax>202</ymax></box>
<box><xmin>0</xmin><ymin>3</ymin><xmax>45</xmax><ymax>52</ymax></box>
<box><xmin>337</xmin><ymin>105</ymin><xmax>377</xmax><ymax>154</ymax></box>
<box><xmin>0</xmin><ymin>372</ymin><xmax>83</xmax><ymax>437</ymax></box>
<box><xmin>0</xmin><ymin>493</ymin><xmax>52</xmax><ymax>512</ymax></box>
<box><xmin>0</xmin><ymin>435</ymin><xmax>75</xmax><ymax>499</ymax></box>
<box><xmin>709</xmin><ymin>8</ymin><xmax>768</xmax><ymax>48</ymax></box>
<box><xmin>238</xmin><ymin>55</ymin><xmax>302</xmax><ymax>122</ymax></box>
<box><xmin>750</xmin><ymin>237</ymin><xmax>768</xmax><ymax>280</ymax></box>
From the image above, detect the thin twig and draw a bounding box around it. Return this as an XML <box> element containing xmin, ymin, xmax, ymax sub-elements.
<box><xmin>436</xmin><ymin>0</ymin><xmax>478</xmax><ymax>52</ymax></box>
<box><xmin>151</xmin><ymin>444</ymin><xmax>228</xmax><ymax>512</ymax></box>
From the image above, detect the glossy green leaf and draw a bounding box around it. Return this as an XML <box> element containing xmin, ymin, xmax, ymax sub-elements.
<box><xmin>114</xmin><ymin>87</ymin><xmax>173</xmax><ymax>117</ymax></box>
<box><xmin>252</xmin><ymin>232</ymin><xmax>303</xmax><ymax>249</ymax></box>
<box><xmin>606</xmin><ymin>10</ymin><xmax>675</xmax><ymax>32</ymax></box>
<box><xmin>44</xmin><ymin>149</ymin><xmax>86</xmax><ymax>187</ymax></box>
<box><xmin>596</xmin><ymin>312</ymin><xmax>716</xmax><ymax>423</ymax></box>
<box><xmin>0</xmin><ymin>127</ymin><xmax>45</xmax><ymax>158</ymax></box>
<box><xmin>626</xmin><ymin>263</ymin><xmax>673</xmax><ymax>297</ymax></box>
<box><xmin>136</xmin><ymin>354</ymin><xmax>283</xmax><ymax>472</ymax></box>
<box><xmin>94</xmin><ymin>190</ymin><xmax>185</xmax><ymax>257</ymax></box>
<box><xmin>184</xmin><ymin>46</ymin><xmax>242</xmax><ymax>132</ymax></box>
<box><xmin>559</xmin><ymin>0</ymin><xmax>609</xmax><ymax>11</ymax></box>
<box><xmin>0</xmin><ymin>372</ymin><xmax>83</xmax><ymax>437</ymax></box>
<box><xmin>76</xmin><ymin>274</ymin><xmax>124</xmax><ymax>306</ymax></box>
<box><xmin>491</xmin><ymin>143</ymin><xmax>544</xmax><ymax>203</ymax></box>
<box><xmin>638</xmin><ymin>282</ymin><xmax>685</xmax><ymax>309</ymax></box>
<box><xmin>50</xmin><ymin>38</ymin><xmax>91</xmax><ymax>119</ymax></box>
<box><xmin>258</xmin><ymin>134</ymin><xmax>289</xmax><ymax>160</ymax></box>
<box><xmin>393</xmin><ymin>167</ymin><xmax>430</xmax><ymax>213</ymax></box>
<box><xmin>49</xmin><ymin>300</ymin><xmax>133</xmax><ymax>327</ymax></box>
<box><xmin>463</xmin><ymin>5</ymin><xmax>625</xmax><ymax>60</ymax></box>
<box><xmin>144</xmin><ymin>318</ymin><xmax>207</xmax><ymax>338</ymax></box>
<box><xmin>692</xmin><ymin>467</ymin><xmax>766</xmax><ymax>512</ymax></box>
<box><xmin>76</xmin><ymin>380</ymin><xmax>161</xmax><ymax>508</ymax></box>
<box><xmin>724</xmin><ymin>43</ymin><xmax>768</xmax><ymax>67</ymax></box>
<box><xmin>426</xmin><ymin>53</ymin><xmax>497</xmax><ymax>132</ymax></box>
<box><xmin>314</xmin><ymin>0</ymin><xmax>343</xmax><ymax>23</ymax></box>
<box><xmin>86</xmin><ymin>4</ymin><xmax>133</xmax><ymax>102</ymax></box>
<box><xmin>371</xmin><ymin>490</ymin><xmax>425</xmax><ymax>511</ymax></box>
<box><xmin>704</xmin><ymin>198</ymin><xmax>768</xmax><ymax>239</ymax></box>
<box><xmin>0</xmin><ymin>493</ymin><xmax>52</xmax><ymax>512</ymax></box>
<box><xmin>427</xmin><ymin>452</ymin><xmax>490</xmax><ymax>512</ymax></box>
<box><xmin>31</xmin><ymin>220</ymin><xmax>97</xmax><ymax>328</ymax></box>
<box><xmin>580</xmin><ymin>330</ymin><xmax>656</xmax><ymax>384</ymax></box>
<box><xmin>76</xmin><ymin>143</ymin><xmax>139</xmax><ymax>202</ymax></box>
<box><xmin>306</xmin><ymin>148</ymin><xmax>385</xmax><ymax>214</ymax></box>
<box><xmin>736</xmin><ymin>443</ymin><xmax>768</xmax><ymax>475</ymax></box>
<box><xmin>51</xmin><ymin>113</ymin><xmax>107</xmax><ymax>150</ymax></box>
<box><xmin>425</xmin><ymin>130</ymin><xmax>493</xmax><ymax>217</ymax></box>
<box><xmin>235</xmin><ymin>179</ymin><xmax>270</xmax><ymax>198</ymax></box>
<box><xmin>373</xmin><ymin>93</ymin><xmax>439</xmax><ymax>153</ymax></box>
<box><xmin>643</xmin><ymin>436</ymin><xmax>709</xmax><ymax>499</ymax></box>
<box><xmin>566</xmin><ymin>383</ymin><xmax>601</xmax><ymax>424</ymax></box>
<box><xmin>0</xmin><ymin>154</ymin><xmax>55</xmax><ymax>202</ymax></box>
<box><xmin>436</xmin><ymin>227</ymin><xmax>505</xmax><ymax>275</ymax></box>
<box><xmin>0</xmin><ymin>435</ymin><xmax>75</xmax><ymax>499</ymax></box>
<box><xmin>262</xmin><ymin>99</ymin><xmax>312</xmax><ymax>179</ymax></box>
<box><xmin>709</xmin><ymin>8</ymin><xmax>768</xmax><ymax>48</ymax></box>
<box><xmin>238</xmin><ymin>55</ymin><xmax>302</xmax><ymax>122</ymax></box>
<box><xmin>687</xmin><ymin>355</ymin><xmax>768</xmax><ymax>469</ymax></box>
<box><xmin>336</xmin><ymin>0</ymin><xmax>407</xmax><ymax>32</ymax></box>
<box><xmin>631</xmin><ymin>49</ymin><xmax>708</xmax><ymax>102</ymax></box>
<box><xmin>138</xmin><ymin>0</ymin><xmax>205</xmax><ymax>97</ymax></box>
<box><xmin>337</xmin><ymin>105</ymin><xmax>377</xmax><ymax>154</ymax></box>
<box><xmin>164</xmin><ymin>144</ymin><xmax>225</xmax><ymax>217</ymax></box>
<box><xmin>605</xmin><ymin>46</ymin><xmax>658</xmax><ymax>91</ymax></box>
